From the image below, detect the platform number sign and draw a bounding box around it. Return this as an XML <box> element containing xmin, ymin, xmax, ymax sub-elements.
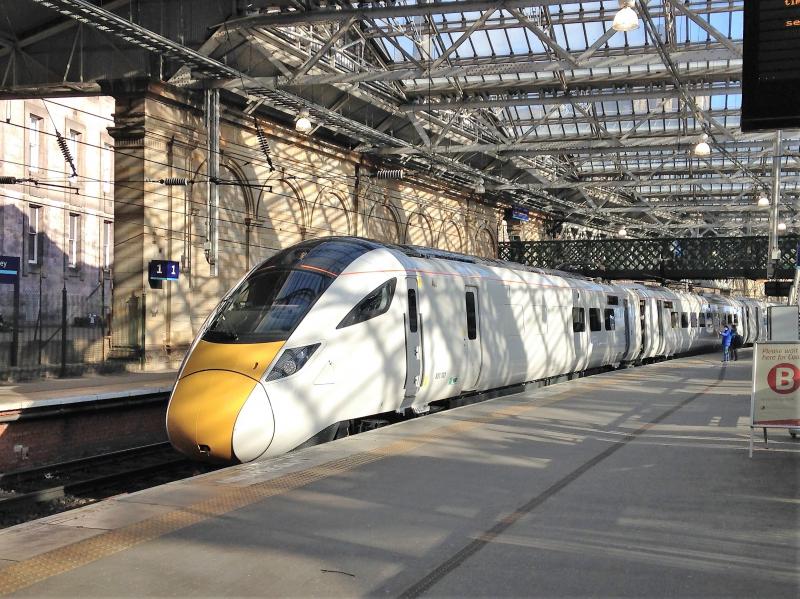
<box><xmin>767</xmin><ymin>363</ymin><xmax>800</xmax><ymax>395</ymax></box>
<box><xmin>0</xmin><ymin>256</ymin><xmax>20</xmax><ymax>285</ymax></box>
<box><xmin>750</xmin><ymin>342</ymin><xmax>800</xmax><ymax>456</ymax></box>
<box><xmin>148</xmin><ymin>260</ymin><xmax>180</xmax><ymax>282</ymax></box>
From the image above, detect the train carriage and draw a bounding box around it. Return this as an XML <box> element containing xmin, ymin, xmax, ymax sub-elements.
<box><xmin>166</xmin><ymin>237</ymin><xmax>766</xmax><ymax>464</ymax></box>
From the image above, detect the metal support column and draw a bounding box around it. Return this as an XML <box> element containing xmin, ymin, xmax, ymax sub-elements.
<box><xmin>205</xmin><ymin>89</ymin><xmax>220</xmax><ymax>277</ymax></box>
<box><xmin>767</xmin><ymin>130</ymin><xmax>782</xmax><ymax>279</ymax></box>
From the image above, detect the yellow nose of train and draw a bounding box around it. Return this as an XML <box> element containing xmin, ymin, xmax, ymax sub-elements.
<box><xmin>167</xmin><ymin>341</ymin><xmax>283</xmax><ymax>462</ymax></box>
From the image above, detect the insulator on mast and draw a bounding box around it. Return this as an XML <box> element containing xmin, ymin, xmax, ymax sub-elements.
<box><xmin>159</xmin><ymin>177</ymin><xmax>189</xmax><ymax>186</ymax></box>
<box><xmin>55</xmin><ymin>131</ymin><xmax>77</xmax><ymax>178</ymax></box>
<box><xmin>254</xmin><ymin>118</ymin><xmax>275</xmax><ymax>172</ymax></box>
<box><xmin>374</xmin><ymin>169</ymin><xmax>405</xmax><ymax>180</ymax></box>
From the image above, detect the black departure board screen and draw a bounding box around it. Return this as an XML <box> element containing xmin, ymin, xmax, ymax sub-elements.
<box><xmin>742</xmin><ymin>0</ymin><xmax>800</xmax><ymax>131</ymax></box>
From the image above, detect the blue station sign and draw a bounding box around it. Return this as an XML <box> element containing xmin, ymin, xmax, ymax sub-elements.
<box><xmin>148</xmin><ymin>260</ymin><xmax>180</xmax><ymax>281</ymax></box>
<box><xmin>510</xmin><ymin>206</ymin><xmax>530</xmax><ymax>222</ymax></box>
<box><xmin>0</xmin><ymin>256</ymin><xmax>20</xmax><ymax>285</ymax></box>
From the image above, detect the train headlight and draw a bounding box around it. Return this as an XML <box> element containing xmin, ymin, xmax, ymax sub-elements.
<box><xmin>265</xmin><ymin>343</ymin><xmax>320</xmax><ymax>382</ymax></box>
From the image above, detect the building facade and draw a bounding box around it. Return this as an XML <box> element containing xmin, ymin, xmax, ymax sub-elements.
<box><xmin>0</xmin><ymin>97</ymin><xmax>115</xmax><ymax>333</ymax></box>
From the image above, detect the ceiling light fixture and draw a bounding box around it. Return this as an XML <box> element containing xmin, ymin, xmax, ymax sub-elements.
<box><xmin>778</xmin><ymin>222</ymin><xmax>787</xmax><ymax>232</ymax></box>
<box><xmin>757</xmin><ymin>194</ymin><xmax>770</xmax><ymax>207</ymax></box>
<box><xmin>618</xmin><ymin>226</ymin><xmax>628</xmax><ymax>237</ymax></box>
<box><xmin>612</xmin><ymin>0</ymin><xmax>639</xmax><ymax>32</ymax></box>
<box><xmin>693</xmin><ymin>133</ymin><xmax>711</xmax><ymax>157</ymax></box>
<box><xmin>295</xmin><ymin>109</ymin><xmax>312</xmax><ymax>134</ymax></box>
<box><xmin>475</xmin><ymin>178</ymin><xmax>486</xmax><ymax>194</ymax></box>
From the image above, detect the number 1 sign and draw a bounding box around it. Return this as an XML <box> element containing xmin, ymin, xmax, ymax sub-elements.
<box><xmin>148</xmin><ymin>260</ymin><xmax>180</xmax><ymax>282</ymax></box>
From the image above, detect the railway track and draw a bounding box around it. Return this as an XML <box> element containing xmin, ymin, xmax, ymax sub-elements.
<box><xmin>0</xmin><ymin>443</ymin><xmax>220</xmax><ymax>526</ymax></box>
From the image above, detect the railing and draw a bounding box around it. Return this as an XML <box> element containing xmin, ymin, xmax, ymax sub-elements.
<box><xmin>0</xmin><ymin>284</ymin><xmax>126</xmax><ymax>378</ymax></box>
<box><xmin>498</xmin><ymin>235</ymin><xmax>800</xmax><ymax>280</ymax></box>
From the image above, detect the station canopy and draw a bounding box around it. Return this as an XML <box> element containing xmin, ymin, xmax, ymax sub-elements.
<box><xmin>2</xmin><ymin>0</ymin><xmax>796</xmax><ymax>238</ymax></box>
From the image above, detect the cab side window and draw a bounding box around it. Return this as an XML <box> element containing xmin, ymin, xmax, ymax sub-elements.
<box><xmin>337</xmin><ymin>278</ymin><xmax>397</xmax><ymax>329</ymax></box>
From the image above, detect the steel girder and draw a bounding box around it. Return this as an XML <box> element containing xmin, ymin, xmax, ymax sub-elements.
<box><xmin>10</xmin><ymin>0</ymin><xmax>795</xmax><ymax>239</ymax></box>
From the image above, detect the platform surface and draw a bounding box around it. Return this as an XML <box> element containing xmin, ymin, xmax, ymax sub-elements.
<box><xmin>0</xmin><ymin>370</ymin><xmax>177</xmax><ymax>411</ymax></box>
<box><xmin>0</xmin><ymin>350</ymin><xmax>797</xmax><ymax>597</ymax></box>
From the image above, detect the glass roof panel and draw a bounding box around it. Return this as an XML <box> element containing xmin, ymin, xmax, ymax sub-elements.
<box><xmin>251</xmin><ymin>0</ymin><xmax>789</xmax><ymax>234</ymax></box>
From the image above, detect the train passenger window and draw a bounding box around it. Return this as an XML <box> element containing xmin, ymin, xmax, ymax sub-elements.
<box><xmin>733</xmin><ymin>314</ymin><xmax>739</xmax><ymax>325</ymax></box>
<box><xmin>691</xmin><ymin>313</ymin><xmax>698</xmax><ymax>328</ymax></box>
<box><xmin>408</xmin><ymin>289</ymin><xmax>418</xmax><ymax>333</ymax></box>
<box><xmin>706</xmin><ymin>312</ymin><xmax>713</xmax><ymax>327</ymax></box>
<box><xmin>337</xmin><ymin>278</ymin><xmax>397</xmax><ymax>329</ymax></box>
<box><xmin>681</xmin><ymin>313</ymin><xmax>689</xmax><ymax>328</ymax></box>
<box><xmin>465</xmin><ymin>292</ymin><xmax>477</xmax><ymax>340</ymax></box>
<box><xmin>589</xmin><ymin>308</ymin><xmax>601</xmax><ymax>332</ymax></box>
<box><xmin>671</xmin><ymin>311</ymin><xmax>678</xmax><ymax>328</ymax></box>
<box><xmin>727</xmin><ymin>314</ymin><xmax>733</xmax><ymax>325</ymax></box>
<box><xmin>699</xmin><ymin>313</ymin><xmax>706</xmax><ymax>327</ymax></box>
<box><xmin>664</xmin><ymin>301</ymin><xmax>674</xmax><ymax>309</ymax></box>
<box><xmin>604</xmin><ymin>309</ymin><xmax>615</xmax><ymax>331</ymax></box>
<box><xmin>607</xmin><ymin>295</ymin><xmax>619</xmax><ymax>305</ymax></box>
<box><xmin>572</xmin><ymin>307</ymin><xmax>585</xmax><ymax>333</ymax></box>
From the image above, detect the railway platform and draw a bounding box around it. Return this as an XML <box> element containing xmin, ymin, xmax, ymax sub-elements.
<box><xmin>0</xmin><ymin>370</ymin><xmax>177</xmax><ymax>412</ymax></box>
<box><xmin>0</xmin><ymin>371</ymin><xmax>177</xmax><ymax>471</ymax></box>
<box><xmin>0</xmin><ymin>350</ymin><xmax>797</xmax><ymax>597</ymax></box>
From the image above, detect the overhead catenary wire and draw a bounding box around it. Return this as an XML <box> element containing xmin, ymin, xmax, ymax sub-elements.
<box><xmin>1</xmin><ymin>117</ymin><xmax>499</xmax><ymax>232</ymax></box>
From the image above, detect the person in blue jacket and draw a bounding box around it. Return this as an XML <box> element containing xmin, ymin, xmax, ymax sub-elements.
<box><xmin>720</xmin><ymin>325</ymin><xmax>734</xmax><ymax>363</ymax></box>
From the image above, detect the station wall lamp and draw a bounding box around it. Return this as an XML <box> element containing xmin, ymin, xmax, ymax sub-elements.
<box><xmin>295</xmin><ymin>109</ymin><xmax>313</xmax><ymax>134</ymax></box>
<box><xmin>612</xmin><ymin>0</ymin><xmax>639</xmax><ymax>32</ymax></box>
<box><xmin>693</xmin><ymin>133</ymin><xmax>711</xmax><ymax>157</ymax></box>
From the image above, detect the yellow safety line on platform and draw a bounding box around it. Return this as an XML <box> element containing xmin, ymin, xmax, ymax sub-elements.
<box><xmin>0</xmin><ymin>367</ymin><xmax>692</xmax><ymax>595</ymax></box>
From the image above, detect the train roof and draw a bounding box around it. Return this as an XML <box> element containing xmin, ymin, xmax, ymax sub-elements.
<box><xmin>261</xmin><ymin>235</ymin><xmax>595</xmax><ymax>283</ymax></box>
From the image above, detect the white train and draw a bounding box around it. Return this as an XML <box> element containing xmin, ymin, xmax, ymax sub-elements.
<box><xmin>167</xmin><ymin>237</ymin><xmax>766</xmax><ymax>463</ymax></box>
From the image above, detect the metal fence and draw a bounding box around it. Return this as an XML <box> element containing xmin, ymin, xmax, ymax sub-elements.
<box><xmin>0</xmin><ymin>283</ymin><xmax>113</xmax><ymax>375</ymax></box>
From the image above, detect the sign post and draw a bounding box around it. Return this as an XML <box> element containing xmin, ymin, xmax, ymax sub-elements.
<box><xmin>750</xmin><ymin>341</ymin><xmax>800</xmax><ymax>456</ymax></box>
<box><xmin>0</xmin><ymin>256</ymin><xmax>20</xmax><ymax>367</ymax></box>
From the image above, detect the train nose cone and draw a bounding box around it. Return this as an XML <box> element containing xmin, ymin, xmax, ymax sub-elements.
<box><xmin>232</xmin><ymin>382</ymin><xmax>274</xmax><ymax>462</ymax></box>
<box><xmin>167</xmin><ymin>370</ymin><xmax>272</xmax><ymax>462</ymax></box>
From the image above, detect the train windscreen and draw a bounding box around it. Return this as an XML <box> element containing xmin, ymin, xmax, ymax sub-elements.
<box><xmin>202</xmin><ymin>269</ymin><xmax>332</xmax><ymax>343</ymax></box>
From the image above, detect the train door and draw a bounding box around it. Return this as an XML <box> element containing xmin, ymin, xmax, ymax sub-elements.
<box><xmin>573</xmin><ymin>291</ymin><xmax>588</xmax><ymax>370</ymax></box>
<box><xmin>623</xmin><ymin>298</ymin><xmax>632</xmax><ymax>360</ymax></box>
<box><xmin>754</xmin><ymin>306</ymin><xmax>761</xmax><ymax>340</ymax></box>
<box><xmin>744</xmin><ymin>307</ymin><xmax>750</xmax><ymax>342</ymax></box>
<box><xmin>638</xmin><ymin>298</ymin><xmax>647</xmax><ymax>358</ymax></box>
<box><xmin>403</xmin><ymin>276</ymin><xmax>423</xmax><ymax>402</ymax></box>
<box><xmin>462</xmin><ymin>286</ymin><xmax>482</xmax><ymax>391</ymax></box>
<box><xmin>656</xmin><ymin>299</ymin><xmax>665</xmax><ymax>356</ymax></box>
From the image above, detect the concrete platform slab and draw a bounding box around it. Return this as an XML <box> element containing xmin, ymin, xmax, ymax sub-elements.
<box><xmin>0</xmin><ymin>371</ymin><xmax>177</xmax><ymax>411</ymax></box>
<box><xmin>0</xmin><ymin>350</ymin><xmax>797</xmax><ymax>598</ymax></box>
